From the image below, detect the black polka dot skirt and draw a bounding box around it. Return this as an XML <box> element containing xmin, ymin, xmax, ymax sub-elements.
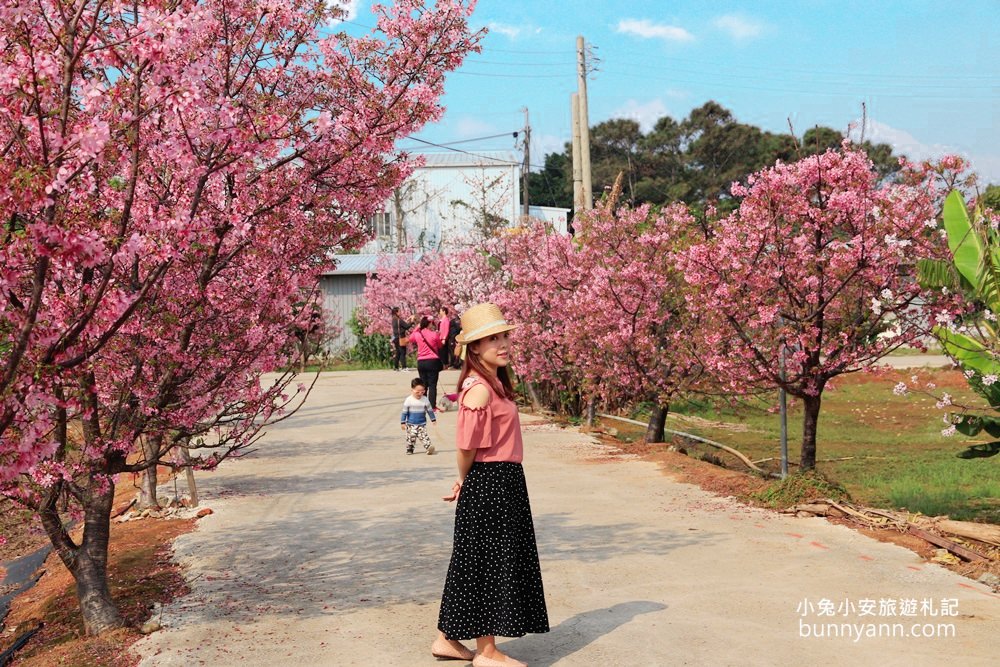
<box><xmin>438</xmin><ymin>462</ymin><xmax>549</xmax><ymax>641</ymax></box>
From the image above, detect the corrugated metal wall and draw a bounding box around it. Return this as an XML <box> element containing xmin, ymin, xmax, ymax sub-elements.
<box><xmin>318</xmin><ymin>274</ymin><xmax>368</xmax><ymax>351</ymax></box>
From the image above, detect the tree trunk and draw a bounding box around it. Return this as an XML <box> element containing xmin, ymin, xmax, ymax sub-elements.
<box><xmin>180</xmin><ymin>444</ymin><xmax>199</xmax><ymax>507</ymax></box>
<box><xmin>137</xmin><ymin>434</ymin><xmax>161</xmax><ymax>509</ymax></box>
<box><xmin>645</xmin><ymin>403</ymin><xmax>669</xmax><ymax>443</ymax></box>
<box><xmin>40</xmin><ymin>481</ymin><xmax>124</xmax><ymax>635</ymax></box>
<box><xmin>800</xmin><ymin>393</ymin><xmax>822</xmax><ymax>471</ymax></box>
<box><xmin>525</xmin><ymin>381</ymin><xmax>542</xmax><ymax>413</ymax></box>
<box><xmin>585</xmin><ymin>396</ymin><xmax>596</xmax><ymax>428</ymax></box>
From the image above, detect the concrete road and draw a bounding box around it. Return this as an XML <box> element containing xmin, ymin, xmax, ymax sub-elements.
<box><xmin>132</xmin><ymin>370</ymin><xmax>997</xmax><ymax>667</ymax></box>
<box><xmin>879</xmin><ymin>355</ymin><xmax>952</xmax><ymax>369</ymax></box>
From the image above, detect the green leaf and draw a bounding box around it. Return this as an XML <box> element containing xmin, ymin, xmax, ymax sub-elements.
<box><xmin>981</xmin><ymin>417</ymin><xmax>1000</xmax><ymax>438</ymax></box>
<box><xmin>942</xmin><ymin>191</ymin><xmax>983</xmax><ymax>290</ymax></box>
<box><xmin>953</xmin><ymin>415</ymin><xmax>982</xmax><ymax>437</ymax></box>
<box><xmin>957</xmin><ymin>442</ymin><xmax>1000</xmax><ymax>459</ymax></box>
<box><xmin>934</xmin><ymin>327</ymin><xmax>1000</xmax><ymax>375</ymax></box>
<box><xmin>916</xmin><ymin>258</ymin><xmax>958</xmax><ymax>290</ymax></box>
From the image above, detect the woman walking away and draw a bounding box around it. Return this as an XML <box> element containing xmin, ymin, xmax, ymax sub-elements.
<box><xmin>431</xmin><ymin>303</ymin><xmax>548</xmax><ymax>667</ymax></box>
<box><xmin>411</xmin><ymin>315</ymin><xmax>445</xmax><ymax>410</ymax></box>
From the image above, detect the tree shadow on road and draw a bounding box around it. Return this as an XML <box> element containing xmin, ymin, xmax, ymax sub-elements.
<box><xmin>500</xmin><ymin>600</ymin><xmax>668</xmax><ymax>666</ymax></box>
<box><xmin>159</xmin><ymin>504</ymin><xmax>712</xmax><ymax>628</ymax></box>
<box><xmin>225</xmin><ymin>435</ymin><xmax>388</xmax><ymax>462</ymax></box>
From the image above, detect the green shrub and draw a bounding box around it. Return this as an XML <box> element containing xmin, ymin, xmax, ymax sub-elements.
<box><xmin>751</xmin><ymin>470</ymin><xmax>850</xmax><ymax>509</ymax></box>
<box><xmin>347</xmin><ymin>309</ymin><xmax>392</xmax><ymax>369</ymax></box>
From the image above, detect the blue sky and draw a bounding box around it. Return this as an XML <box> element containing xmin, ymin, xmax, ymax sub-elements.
<box><xmin>340</xmin><ymin>0</ymin><xmax>1000</xmax><ymax>185</ymax></box>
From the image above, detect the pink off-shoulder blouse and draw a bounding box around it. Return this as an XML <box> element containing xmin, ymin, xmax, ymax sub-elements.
<box><xmin>455</xmin><ymin>376</ymin><xmax>523</xmax><ymax>463</ymax></box>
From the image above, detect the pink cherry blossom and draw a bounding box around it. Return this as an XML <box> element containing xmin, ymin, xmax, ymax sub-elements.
<box><xmin>0</xmin><ymin>0</ymin><xmax>480</xmax><ymax>635</ymax></box>
<box><xmin>675</xmin><ymin>147</ymin><xmax>950</xmax><ymax>469</ymax></box>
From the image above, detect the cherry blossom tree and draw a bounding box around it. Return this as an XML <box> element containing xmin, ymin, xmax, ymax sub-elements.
<box><xmin>361</xmin><ymin>246</ymin><xmax>498</xmax><ymax>335</ymax></box>
<box><xmin>490</xmin><ymin>223</ymin><xmax>587</xmax><ymax>412</ymax></box>
<box><xmin>564</xmin><ymin>199</ymin><xmax>706</xmax><ymax>440</ymax></box>
<box><xmin>676</xmin><ymin>148</ymin><xmax>947</xmax><ymax>470</ymax></box>
<box><xmin>0</xmin><ymin>0</ymin><xmax>479</xmax><ymax>634</ymax></box>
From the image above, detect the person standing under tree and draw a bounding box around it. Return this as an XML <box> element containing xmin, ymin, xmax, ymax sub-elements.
<box><xmin>438</xmin><ymin>306</ymin><xmax>453</xmax><ymax>367</ymax></box>
<box><xmin>390</xmin><ymin>306</ymin><xmax>410</xmax><ymax>371</ymax></box>
<box><xmin>411</xmin><ymin>314</ymin><xmax>446</xmax><ymax>410</ymax></box>
<box><xmin>430</xmin><ymin>303</ymin><xmax>548</xmax><ymax>667</ymax></box>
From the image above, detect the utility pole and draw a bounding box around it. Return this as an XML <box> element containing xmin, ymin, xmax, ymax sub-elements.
<box><xmin>571</xmin><ymin>92</ymin><xmax>583</xmax><ymax>215</ymax></box>
<box><xmin>778</xmin><ymin>319</ymin><xmax>789</xmax><ymax>479</ymax></box>
<box><xmin>576</xmin><ymin>35</ymin><xmax>593</xmax><ymax>210</ymax></box>
<box><xmin>521</xmin><ymin>106</ymin><xmax>530</xmax><ymax>219</ymax></box>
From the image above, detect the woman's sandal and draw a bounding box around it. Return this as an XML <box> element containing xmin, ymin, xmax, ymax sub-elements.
<box><xmin>431</xmin><ymin>636</ymin><xmax>475</xmax><ymax>661</ymax></box>
<box><xmin>472</xmin><ymin>654</ymin><xmax>526</xmax><ymax>667</ymax></box>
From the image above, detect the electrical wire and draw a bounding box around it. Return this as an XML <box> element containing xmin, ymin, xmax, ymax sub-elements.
<box><xmin>403</xmin><ymin>137</ymin><xmax>551</xmax><ymax>171</ymax></box>
<box><xmin>451</xmin><ymin>70</ymin><xmax>569</xmax><ymax>79</ymax></box>
<box><xmin>405</xmin><ymin>137</ymin><xmax>523</xmax><ymax>165</ymax></box>
<box><xmin>398</xmin><ymin>131</ymin><xmax>520</xmax><ymax>149</ymax></box>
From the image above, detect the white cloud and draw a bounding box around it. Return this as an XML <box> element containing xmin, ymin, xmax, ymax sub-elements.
<box><xmin>533</xmin><ymin>133</ymin><xmax>569</xmax><ymax>160</ymax></box>
<box><xmin>850</xmin><ymin>119</ymin><xmax>949</xmax><ymax>160</ymax></box>
<box><xmin>712</xmin><ymin>14</ymin><xmax>767</xmax><ymax>41</ymax></box>
<box><xmin>326</xmin><ymin>0</ymin><xmax>359</xmax><ymax>23</ymax></box>
<box><xmin>610</xmin><ymin>98</ymin><xmax>670</xmax><ymax>133</ymax></box>
<box><xmin>615</xmin><ymin>18</ymin><xmax>695</xmax><ymax>44</ymax></box>
<box><xmin>972</xmin><ymin>155</ymin><xmax>1000</xmax><ymax>186</ymax></box>
<box><xmin>487</xmin><ymin>21</ymin><xmax>523</xmax><ymax>40</ymax></box>
<box><xmin>850</xmin><ymin>119</ymin><xmax>1000</xmax><ymax>185</ymax></box>
<box><xmin>455</xmin><ymin>116</ymin><xmax>500</xmax><ymax>139</ymax></box>
<box><xmin>485</xmin><ymin>21</ymin><xmax>543</xmax><ymax>41</ymax></box>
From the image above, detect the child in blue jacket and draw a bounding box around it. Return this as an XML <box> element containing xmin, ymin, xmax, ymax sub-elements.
<box><xmin>401</xmin><ymin>377</ymin><xmax>437</xmax><ymax>455</ymax></box>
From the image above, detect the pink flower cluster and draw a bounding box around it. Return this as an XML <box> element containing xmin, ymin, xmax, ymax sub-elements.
<box><xmin>0</xmin><ymin>0</ymin><xmax>480</xmax><ymax>531</ymax></box>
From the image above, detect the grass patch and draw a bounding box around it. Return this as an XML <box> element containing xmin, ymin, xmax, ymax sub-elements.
<box><xmin>750</xmin><ymin>470</ymin><xmax>850</xmax><ymax>509</ymax></box>
<box><xmin>632</xmin><ymin>368</ymin><xmax>1000</xmax><ymax>523</ymax></box>
<box><xmin>853</xmin><ymin>455</ymin><xmax>1000</xmax><ymax>522</ymax></box>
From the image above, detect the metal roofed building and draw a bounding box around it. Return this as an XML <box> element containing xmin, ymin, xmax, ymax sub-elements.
<box><xmin>321</xmin><ymin>150</ymin><xmax>569</xmax><ymax>351</ymax></box>
<box><xmin>318</xmin><ymin>253</ymin><xmax>383</xmax><ymax>351</ymax></box>
<box><xmin>361</xmin><ymin>150</ymin><xmax>523</xmax><ymax>253</ymax></box>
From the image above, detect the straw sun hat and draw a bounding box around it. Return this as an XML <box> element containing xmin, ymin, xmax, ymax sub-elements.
<box><xmin>454</xmin><ymin>302</ymin><xmax>518</xmax><ymax>345</ymax></box>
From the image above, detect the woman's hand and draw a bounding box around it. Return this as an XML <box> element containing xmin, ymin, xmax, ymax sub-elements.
<box><xmin>441</xmin><ymin>479</ymin><xmax>462</xmax><ymax>502</ymax></box>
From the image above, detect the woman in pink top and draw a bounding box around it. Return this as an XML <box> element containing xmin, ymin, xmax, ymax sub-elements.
<box><xmin>410</xmin><ymin>315</ymin><xmax>446</xmax><ymax>410</ymax></box>
<box><xmin>430</xmin><ymin>303</ymin><xmax>548</xmax><ymax>667</ymax></box>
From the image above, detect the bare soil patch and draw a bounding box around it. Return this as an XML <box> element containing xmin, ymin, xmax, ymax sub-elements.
<box><xmin>1</xmin><ymin>465</ymin><xmax>197</xmax><ymax>667</ymax></box>
<box><xmin>1</xmin><ymin>517</ymin><xmax>194</xmax><ymax>667</ymax></box>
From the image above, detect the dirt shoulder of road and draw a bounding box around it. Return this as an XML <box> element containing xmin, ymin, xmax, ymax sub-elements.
<box><xmin>582</xmin><ymin>426</ymin><xmax>1000</xmax><ymax>588</ymax></box>
<box><xmin>1</xmin><ymin>472</ymin><xmax>197</xmax><ymax>667</ymax></box>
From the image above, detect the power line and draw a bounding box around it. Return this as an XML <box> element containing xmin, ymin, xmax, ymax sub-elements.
<box><xmin>405</xmin><ymin>137</ymin><xmax>523</xmax><ymax>165</ymax></box>
<box><xmin>450</xmin><ymin>70</ymin><xmax>568</xmax><ymax>79</ymax></box>
<box><xmin>597</xmin><ymin>69</ymin><xmax>999</xmax><ymax>99</ymax></box>
<box><xmin>403</xmin><ymin>137</ymin><xmax>551</xmax><ymax>171</ymax></box>
<box><xmin>398</xmin><ymin>131</ymin><xmax>520</xmax><ymax>149</ymax></box>
<box><xmin>466</xmin><ymin>58</ymin><xmax>575</xmax><ymax>67</ymax></box>
<box><xmin>481</xmin><ymin>46</ymin><xmax>570</xmax><ymax>55</ymax></box>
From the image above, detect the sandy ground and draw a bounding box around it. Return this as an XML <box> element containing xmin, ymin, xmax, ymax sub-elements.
<box><xmin>131</xmin><ymin>370</ymin><xmax>997</xmax><ymax>667</ymax></box>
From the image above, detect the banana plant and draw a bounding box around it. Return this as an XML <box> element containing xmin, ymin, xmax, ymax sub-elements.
<box><xmin>919</xmin><ymin>190</ymin><xmax>1000</xmax><ymax>458</ymax></box>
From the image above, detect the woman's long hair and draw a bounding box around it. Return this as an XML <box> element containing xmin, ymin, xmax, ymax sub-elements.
<box><xmin>456</xmin><ymin>340</ymin><xmax>516</xmax><ymax>400</ymax></box>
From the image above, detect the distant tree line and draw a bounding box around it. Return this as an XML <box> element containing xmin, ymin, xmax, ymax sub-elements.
<box><xmin>528</xmin><ymin>101</ymin><xmax>902</xmax><ymax>213</ymax></box>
